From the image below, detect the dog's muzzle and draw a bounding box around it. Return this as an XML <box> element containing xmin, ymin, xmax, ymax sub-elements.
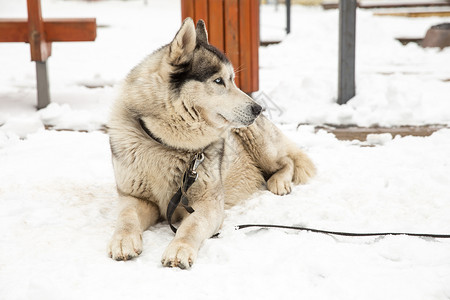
<box><xmin>239</xmin><ymin>103</ymin><xmax>262</xmax><ymax>126</ymax></box>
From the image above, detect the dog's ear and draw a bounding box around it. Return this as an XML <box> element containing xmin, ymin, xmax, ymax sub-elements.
<box><xmin>169</xmin><ymin>18</ymin><xmax>196</xmax><ymax>64</ymax></box>
<box><xmin>195</xmin><ymin>20</ymin><xmax>209</xmax><ymax>44</ymax></box>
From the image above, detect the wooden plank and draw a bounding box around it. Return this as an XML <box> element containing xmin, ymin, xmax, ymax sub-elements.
<box><xmin>44</xmin><ymin>19</ymin><xmax>96</xmax><ymax>41</ymax></box>
<box><xmin>322</xmin><ymin>2</ymin><xmax>340</xmax><ymax>10</ymax></box>
<box><xmin>0</xmin><ymin>19</ymin><xmax>96</xmax><ymax>42</ymax></box>
<box><xmin>317</xmin><ymin>125</ymin><xmax>448</xmax><ymax>141</ymax></box>
<box><xmin>374</xmin><ymin>10</ymin><xmax>450</xmax><ymax>17</ymax></box>
<box><xmin>396</xmin><ymin>37</ymin><xmax>423</xmax><ymax>45</ymax></box>
<box><xmin>27</xmin><ymin>0</ymin><xmax>51</xmax><ymax>61</ymax></box>
<box><xmin>323</xmin><ymin>0</ymin><xmax>450</xmax><ymax>10</ymax></box>
<box><xmin>181</xmin><ymin>0</ymin><xmax>195</xmax><ymax>21</ymax></box>
<box><xmin>250</xmin><ymin>0</ymin><xmax>259</xmax><ymax>92</ymax></box>
<box><xmin>194</xmin><ymin>0</ymin><xmax>209</xmax><ymax>25</ymax></box>
<box><xmin>337</xmin><ymin>0</ymin><xmax>356</xmax><ymax>105</ymax></box>
<box><xmin>360</xmin><ymin>1</ymin><xmax>450</xmax><ymax>9</ymax></box>
<box><xmin>207</xmin><ymin>0</ymin><xmax>224</xmax><ymax>51</ymax></box>
<box><xmin>224</xmin><ymin>0</ymin><xmax>240</xmax><ymax>87</ymax></box>
<box><xmin>239</xmin><ymin>0</ymin><xmax>252</xmax><ymax>92</ymax></box>
<box><xmin>0</xmin><ymin>20</ymin><xmax>28</xmax><ymax>42</ymax></box>
<box><xmin>260</xmin><ymin>40</ymin><xmax>281</xmax><ymax>46</ymax></box>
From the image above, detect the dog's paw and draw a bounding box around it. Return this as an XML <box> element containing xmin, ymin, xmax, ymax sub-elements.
<box><xmin>292</xmin><ymin>153</ymin><xmax>316</xmax><ymax>184</ymax></box>
<box><xmin>161</xmin><ymin>240</ymin><xmax>197</xmax><ymax>269</ymax></box>
<box><xmin>108</xmin><ymin>229</ymin><xmax>143</xmax><ymax>261</ymax></box>
<box><xmin>267</xmin><ymin>175</ymin><xmax>292</xmax><ymax>196</ymax></box>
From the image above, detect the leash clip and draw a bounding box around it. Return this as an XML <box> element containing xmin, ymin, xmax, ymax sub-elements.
<box><xmin>192</xmin><ymin>152</ymin><xmax>205</xmax><ymax>172</ymax></box>
<box><xmin>188</xmin><ymin>152</ymin><xmax>205</xmax><ymax>178</ymax></box>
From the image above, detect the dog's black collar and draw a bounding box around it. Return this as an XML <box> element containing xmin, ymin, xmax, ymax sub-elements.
<box><xmin>138</xmin><ymin>117</ymin><xmax>208</xmax><ymax>153</ymax></box>
<box><xmin>138</xmin><ymin>118</ymin><xmax>166</xmax><ymax>146</ymax></box>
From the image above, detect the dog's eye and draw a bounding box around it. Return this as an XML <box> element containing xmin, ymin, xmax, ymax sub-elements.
<box><xmin>214</xmin><ymin>77</ymin><xmax>224</xmax><ymax>85</ymax></box>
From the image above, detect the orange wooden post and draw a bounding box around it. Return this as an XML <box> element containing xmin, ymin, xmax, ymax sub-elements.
<box><xmin>195</xmin><ymin>0</ymin><xmax>209</xmax><ymax>26</ymax></box>
<box><xmin>239</xmin><ymin>0</ymin><xmax>252</xmax><ymax>92</ymax></box>
<box><xmin>0</xmin><ymin>0</ymin><xmax>96</xmax><ymax>109</ymax></box>
<box><xmin>249</xmin><ymin>0</ymin><xmax>259</xmax><ymax>92</ymax></box>
<box><xmin>224</xmin><ymin>0</ymin><xmax>240</xmax><ymax>87</ymax></box>
<box><xmin>181</xmin><ymin>0</ymin><xmax>195</xmax><ymax>22</ymax></box>
<box><xmin>208</xmin><ymin>0</ymin><xmax>224</xmax><ymax>51</ymax></box>
<box><xmin>181</xmin><ymin>0</ymin><xmax>259</xmax><ymax>94</ymax></box>
<box><xmin>27</xmin><ymin>0</ymin><xmax>51</xmax><ymax>62</ymax></box>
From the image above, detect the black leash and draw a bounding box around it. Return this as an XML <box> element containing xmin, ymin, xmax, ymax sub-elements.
<box><xmin>235</xmin><ymin>224</ymin><xmax>450</xmax><ymax>239</ymax></box>
<box><xmin>139</xmin><ymin>118</ymin><xmax>450</xmax><ymax>240</ymax></box>
<box><xmin>166</xmin><ymin>152</ymin><xmax>205</xmax><ymax>233</ymax></box>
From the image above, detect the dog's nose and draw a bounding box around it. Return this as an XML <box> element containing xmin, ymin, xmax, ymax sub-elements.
<box><xmin>251</xmin><ymin>104</ymin><xmax>262</xmax><ymax>117</ymax></box>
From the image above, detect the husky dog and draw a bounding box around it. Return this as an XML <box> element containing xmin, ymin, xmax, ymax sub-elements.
<box><xmin>108</xmin><ymin>18</ymin><xmax>315</xmax><ymax>269</ymax></box>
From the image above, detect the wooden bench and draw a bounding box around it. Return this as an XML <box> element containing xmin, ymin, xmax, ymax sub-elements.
<box><xmin>0</xmin><ymin>0</ymin><xmax>96</xmax><ymax>109</ymax></box>
<box><xmin>181</xmin><ymin>0</ymin><xmax>259</xmax><ymax>94</ymax></box>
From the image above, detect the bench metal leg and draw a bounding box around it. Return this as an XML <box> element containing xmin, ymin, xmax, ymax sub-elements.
<box><xmin>36</xmin><ymin>60</ymin><xmax>50</xmax><ymax>109</ymax></box>
<box><xmin>286</xmin><ymin>0</ymin><xmax>291</xmax><ymax>34</ymax></box>
<box><xmin>338</xmin><ymin>0</ymin><xmax>357</xmax><ymax>105</ymax></box>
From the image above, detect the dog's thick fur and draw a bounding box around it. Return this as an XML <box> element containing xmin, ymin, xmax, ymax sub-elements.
<box><xmin>108</xmin><ymin>18</ymin><xmax>315</xmax><ymax>269</ymax></box>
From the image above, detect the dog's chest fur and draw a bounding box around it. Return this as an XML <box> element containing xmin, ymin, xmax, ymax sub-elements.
<box><xmin>112</xmin><ymin>138</ymin><xmax>193</xmax><ymax>205</ymax></box>
<box><xmin>110</xmin><ymin>121</ymin><xmax>265</xmax><ymax>217</ymax></box>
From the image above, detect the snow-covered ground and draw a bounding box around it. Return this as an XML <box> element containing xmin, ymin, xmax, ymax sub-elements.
<box><xmin>1</xmin><ymin>1</ymin><xmax>450</xmax><ymax>299</ymax></box>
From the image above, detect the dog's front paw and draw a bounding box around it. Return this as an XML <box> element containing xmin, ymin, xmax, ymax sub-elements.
<box><xmin>161</xmin><ymin>240</ymin><xmax>197</xmax><ymax>269</ymax></box>
<box><xmin>267</xmin><ymin>175</ymin><xmax>292</xmax><ymax>196</ymax></box>
<box><xmin>108</xmin><ymin>229</ymin><xmax>143</xmax><ymax>261</ymax></box>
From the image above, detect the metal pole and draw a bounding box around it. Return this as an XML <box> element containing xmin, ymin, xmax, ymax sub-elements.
<box><xmin>337</xmin><ymin>0</ymin><xmax>356</xmax><ymax>105</ymax></box>
<box><xmin>36</xmin><ymin>61</ymin><xmax>50</xmax><ymax>109</ymax></box>
<box><xmin>286</xmin><ymin>0</ymin><xmax>291</xmax><ymax>34</ymax></box>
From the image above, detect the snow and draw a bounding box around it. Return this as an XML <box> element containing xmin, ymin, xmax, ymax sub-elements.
<box><xmin>1</xmin><ymin>1</ymin><xmax>450</xmax><ymax>299</ymax></box>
